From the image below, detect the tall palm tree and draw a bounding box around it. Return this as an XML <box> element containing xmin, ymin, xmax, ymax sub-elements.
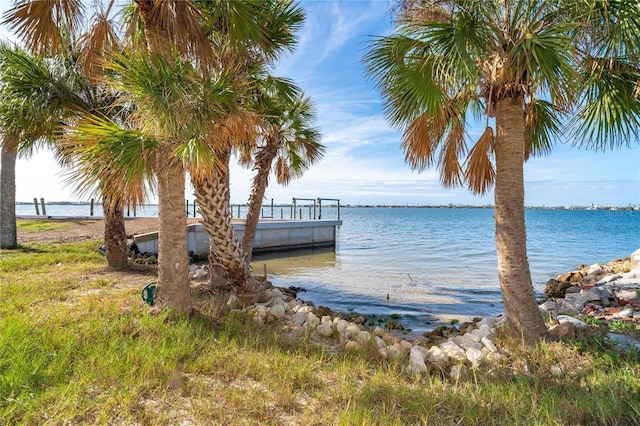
<box><xmin>241</xmin><ymin>82</ymin><xmax>323</xmax><ymax>265</ymax></box>
<box><xmin>364</xmin><ymin>0</ymin><xmax>640</xmax><ymax>342</ymax></box>
<box><xmin>0</xmin><ymin>135</ymin><xmax>17</xmax><ymax>248</ymax></box>
<box><xmin>190</xmin><ymin>0</ymin><xmax>306</xmax><ymax>292</ymax></box>
<box><xmin>0</xmin><ymin>42</ymin><xmax>141</xmax><ymax>269</ymax></box>
<box><xmin>3</xmin><ymin>0</ymin><xmax>221</xmax><ymax>313</ymax></box>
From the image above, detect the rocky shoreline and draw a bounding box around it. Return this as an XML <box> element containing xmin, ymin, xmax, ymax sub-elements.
<box><xmin>185</xmin><ymin>249</ymin><xmax>640</xmax><ymax>378</ymax></box>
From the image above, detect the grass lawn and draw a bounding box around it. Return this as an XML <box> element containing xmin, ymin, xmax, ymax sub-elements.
<box><xmin>1</xmin><ymin>239</ymin><xmax>639</xmax><ymax>425</ymax></box>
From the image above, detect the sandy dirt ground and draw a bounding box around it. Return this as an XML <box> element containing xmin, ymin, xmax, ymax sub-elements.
<box><xmin>17</xmin><ymin>217</ymin><xmax>202</xmax><ymax>243</ymax></box>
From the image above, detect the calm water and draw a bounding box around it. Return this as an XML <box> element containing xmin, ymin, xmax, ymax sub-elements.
<box><xmin>16</xmin><ymin>203</ymin><xmax>640</xmax><ymax>333</ymax></box>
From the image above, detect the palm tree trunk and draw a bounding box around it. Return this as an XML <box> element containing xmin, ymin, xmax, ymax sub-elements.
<box><xmin>102</xmin><ymin>195</ymin><xmax>129</xmax><ymax>269</ymax></box>
<box><xmin>494</xmin><ymin>95</ymin><xmax>547</xmax><ymax>343</ymax></box>
<box><xmin>242</xmin><ymin>143</ymin><xmax>279</xmax><ymax>265</ymax></box>
<box><xmin>155</xmin><ymin>154</ymin><xmax>192</xmax><ymax>312</ymax></box>
<box><xmin>192</xmin><ymin>149</ymin><xmax>251</xmax><ymax>292</ymax></box>
<box><xmin>0</xmin><ymin>144</ymin><xmax>17</xmax><ymax>249</ymax></box>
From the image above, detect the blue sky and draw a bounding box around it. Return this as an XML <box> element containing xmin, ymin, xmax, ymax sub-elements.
<box><xmin>3</xmin><ymin>0</ymin><xmax>640</xmax><ymax>207</ymax></box>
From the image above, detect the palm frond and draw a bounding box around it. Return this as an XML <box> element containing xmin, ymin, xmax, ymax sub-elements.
<box><xmin>77</xmin><ymin>4</ymin><xmax>119</xmax><ymax>83</ymax></box>
<box><xmin>62</xmin><ymin>114</ymin><xmax>156</xmax><ymax>207</ymax></box>
<box><xmin>2</xmin><ymin>0</ymin><xmax>84</xmax><ymax>56</ymax></box>
<box><xmin>524</xmin><ymin>98</ymin><xmax>562</xmax><ymax>159</ymax></box>
<box><xmin>465</xmin><ymin>126</ymin><xmax>495</xmax><ymax>195</ymax></box>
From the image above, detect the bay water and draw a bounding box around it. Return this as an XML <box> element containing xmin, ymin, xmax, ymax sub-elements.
<box><xmin>16</xmin><ymin>203</ymin><xmax>640</xmax><ymax>333</ymax></box>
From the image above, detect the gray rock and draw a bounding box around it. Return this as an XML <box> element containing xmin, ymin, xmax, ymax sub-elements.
<box><xmin>269</xmin><ymin>304</ymin><xmax>285</xmax><ymax>319</ymax></box>
<box><xmin>481</xmin><ymin>337</ymin><xmax>497</xmax><ymax>352</ymax></box>
<box><xmin>440</xmin><ymin>341</ymin><xmax>466</xmax><ymax>360</ymax></box>
<box><xmin>617</xmin><ymin>308</ymin><xmax>634</xmax><ymax>318</ymax></box>
<box><xmin>427</xmin><ymin>345</ymin><xmax>449</xmax><ymax>363</ymax></box>
<box><xmin>409</xmin><ymin>346</ymin><xmax>428</xmax><ymax>374</ymax></box>
<box><xmin>466</xmin><ymin>347</ymin><xmax>484</xmax><ymax>366</ymax></box>
<box><xmin>557</xmin><ymin>315</ymin><xmax>587</xmax><ymax>328</ymax></box>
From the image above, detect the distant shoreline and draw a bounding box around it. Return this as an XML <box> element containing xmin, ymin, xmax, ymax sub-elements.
<box><xmin>15</xmin><ymin>201</ymin><xmax>640</xmax><ymax>211</ymax></box>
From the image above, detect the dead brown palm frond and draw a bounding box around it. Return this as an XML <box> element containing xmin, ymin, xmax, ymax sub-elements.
<box><xmin>2</xmin><ymin>0</ymin><xmax>84</xmax><ymax>55</ymax></box>
<box><xmin>438</xmin><ymin>120</ymin><xmax>465</xmax><ymax>188</ymax></box>
<box><xmin>465</xmin><ymin>126</ymin><xmax>495</xmax><ymax>194</ymax></box>
<box><xmin>140</xmin><ymin>0</ymin><xmax>214</xmax><ymax>69</ymax></box>
<box><xmin>77</xmin><ymin>3</ymin><xmax>119</xmax><ymax>83</ymax></box>
<box><xmin>402</xmin><ymin>113</ymin><xmax>436</xmax><ymax>170</ymax></box>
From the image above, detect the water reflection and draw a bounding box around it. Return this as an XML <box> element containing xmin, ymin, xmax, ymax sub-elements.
<box><xmin>250</xmin><ymin>247</ymin><xmax>338</xmax><ymax>275</ymax></box>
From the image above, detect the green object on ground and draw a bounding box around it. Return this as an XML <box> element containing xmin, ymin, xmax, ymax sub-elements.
<box><xmin>141</xmin><ymin>282</ymin><xmax>157</xmax><ymax>306</ymax></box>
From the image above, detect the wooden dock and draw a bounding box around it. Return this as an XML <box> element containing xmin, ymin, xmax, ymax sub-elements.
<box><xmin>134</xmin><ymin>219</ymin><xmax>342</xmax><ymax>256</ymax></box>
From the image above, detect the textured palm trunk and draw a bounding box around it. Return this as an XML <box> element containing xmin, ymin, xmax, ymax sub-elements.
<box><xmin>493</xmin><ymin>96</ymin><xmax>547</xmax><ymax>342</ymax></box>
<box><xmin>102</xmin><ymin>195</ymin><xmax>129</xmax><ymax>269</ymax></box>
<box><xmin>136</xmin><ymin>1</ymin><xmax>192</xmax><ymax>311</ymax></box>
<box><xmin>0</xmin><ymin>144</ymin><xmax>17</xmax><ymax>249</ymax></box>
<box><xmin>192</xmin><ymin>149</ymin><xmax>251</xmax><ymax>292</ymax></box>
<box><xmin>155</xmin><ymin>155</ymin><xmax>192</xmax><ymax>312</ymax></box>
<box><xmin>242</xmin><ymin>142</ymin><xmax>279</xmax><ymax>265</ymax></box>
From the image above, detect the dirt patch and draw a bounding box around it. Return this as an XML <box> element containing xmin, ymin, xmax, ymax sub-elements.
<box><xmin>17</xmin><ymin>217</ymin><xmax>202</xmax><ymax>244</ymax></box>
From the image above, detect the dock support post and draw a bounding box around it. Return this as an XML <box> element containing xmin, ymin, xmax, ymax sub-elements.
<box><xmin>40</xmin><ymin>198</ymin><xmax>46</xmax><ymax>216</ymax></box>
<box><xmin>90</xmin><ymin>198</ymin><xmax>94</xmax><ymax>216</ymax></box>
<box><xmin>185</xmin><ymin>199</ymin><xmax>189</xmax><ymax>217</ymax></box>
<box><xmin>193</xmin><ymin>201</ymin><xmax>197</xmax><ymax>217</ymax></box>
<box><xmin>33</xmin><ymin>197</ymin><xmax>40</xmax><ymax>215</ymax></box>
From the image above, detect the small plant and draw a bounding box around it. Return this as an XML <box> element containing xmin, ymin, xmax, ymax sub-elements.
<box><xmin>585</xmin><ymin>317</ymin><xmax>603</xmax><ymax>327</ymax></box>
<box><xmin>450</xmin><ymin>319</ymin><xmax>459</xmax><ymax>325</ymax></box>
<box><xmin>608</xmin><ymin>321</ymin><xmax>637</xmax><ymax>333</ymax></box>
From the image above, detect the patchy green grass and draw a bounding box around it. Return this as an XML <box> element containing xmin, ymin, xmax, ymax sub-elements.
<box><xmin>1</xmin><ymin>241</ymin><xmax>640</xmax><ymax>425</ymax></box>
<box><xmin>16</xmin><ymin>219</ymin><xmax>76</xmax><ymax>233</ymax></box>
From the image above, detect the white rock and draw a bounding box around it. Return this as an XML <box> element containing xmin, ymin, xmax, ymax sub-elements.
<box><xmin>476</xmin><ymin>317</ymin><xmax>498</xmax><ymax>329</ymax></box>
<box><xmin>321</xmin><ymin>315</ymin><xmax>333</xmax><ymax>324</ymax></box>
<box><xmin>587</xmin><ymin>263</ymin><xmax>603</xmax><ymax>274</ymax></box>
<box><xmin>267</xmin><ymin>288</ymin><xmax>283</xmax><ymax>299</ymax></box>
<box><xmin>317</xmin><ymin>323</ymin><xmax>334</xmax><ymax>337</ymax></box>
<box><xmin>440</xmin><ymin>341</ymin><xmax>466</xmax><ymax>360</ymax></box>
<box><xmin>453</xmin><ymin>335</ymin><xmax>482</xmax><ymax>351</ymax></box>
<box><xmin>269</xmin><ymin>304</ymin><xmax>285</xmax><ymax>319</ymax></box>
<box><xmin>378</xmin><ymin>347</ymin><xmax>389</xmax><ymax>359</ymax></box>
<box><xmin>189</xmin><ymin>264</ymin><xmax>199</xmax><ymax>274</ymax></box>
<box><xmin>227</xmin><ymin>294</ymin><xmax>239</xmax><ymax>307</ymax></box>
<box><xmin>374</xmin><ymin>336</ymin><xmax>385</xmax><ymax>349</ymax></box>
<box><xmin>192</xmin><ymin>268</ymin><xmax>208</xmax><ymax>279</ymax></box>
<box><xmin>481</xmin><ymin>337</ymin><xmax>497</xmax><ymax>353</ymax></box>
<box><xmin>373</xmin><ymin>326</ymin><xmax>386</xmax><ymax>337</ymax></box>
<box><xmin>466</xmin><ymin>347</ymin><xmax>484</xmax><ymax>366</ymax></box>
<box><xmin>287</xmin><ymin>299</ymin><xmax>302</xmax><ymax>311</ymax></box>
<box><xmin>617</xmin><ymin>308</ymin><xmax>634</xmax><ymax>318</ymax></box>
<box><xmin>291</xmin><ymin>311</ymin><xmax>306</xmax><ymax>328</ymax></box>
<box><xmin>294</xmin><ymin>305</ymin><xmax>314</xmax><ymax>314</ymax></box>
<box><xmin>427</xmin><ymin>345</ymin><xmax>449</xmax><ymax>363</ymax></box>
<box><xmin>345</xmin><ymin>323</ymin><xmax>361</xmax><ymax>340</ymax></box>
<box><xmin>409</xmin><ymin>346</ymin><xmax>428</xmax><ymax>374</ymax></box>
<box><xmin>465</xmin><ymin>331</ymin><xmax>481</xmax><ymax>343</ymax></box>
<box><xmin>357</xmin><ymin>330</ymin><xmax>372</xmax><ymax>343</ymax></box>
<box><xmin>335</xmin><ymin>319</ymin><xmax>349</xmax><ymax>335</ymax></box>
<box><xmin>630</xmin><ymin>248</ymin><xmax>640</xmax><ymax>270</ymax></box>
<box><xmin>597</xmin><ymin>274</ymin><xmax>620</xmax><ymax>284</ymax></box>
<box><xmin>538</xmin><ymin>300</ymin><xmax>560</xmax><ymax>313</ymax></box>
<box><xmin>557</xmin><ymin>315</ymin><xmax>587</xmax><ymax>328</ymax></box>
<box><xmin>305</xmin><ymin>312</ymin><xmax>320</xmax><ymax>330</ymax></box>
<box><xmin>386</xmin><ymin>345</ymin><xmax>402</xmax><ymax>359</ymax></box>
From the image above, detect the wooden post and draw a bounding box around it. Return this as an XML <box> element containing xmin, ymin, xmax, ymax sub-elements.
<box><xmin>40</xmin><ymin>198</ymin><xmax>46</xmax><ymax>216</ymax></box>
<box><xmin>185</xmin><ymin>199</ymin><xmax>189</xmax><ymax>217</ymax></box>
<box><xmin>90</xmin><ymin>198</ymin><xmax>94</xmax><ymax>216</ymax></box>
<box><xmin>33</xmin><ymin>198</ymin><xmax>40</xmax><ymax>215</ymax></box>
<box><xmin>237</xmin><ymin>205</ymin><xmax>240</xmax><ymax>218</ymax></box>
<box><xmin>280</xmin><ymin>208</ymin><xmax>283</xmax><ymax>219</ymax></box>
<box><xmin>193</xmin><ymin>201</ymin><xmax>196</xmax><ymax>217</ymax></box>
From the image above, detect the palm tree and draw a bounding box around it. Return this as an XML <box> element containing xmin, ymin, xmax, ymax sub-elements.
<box><xmin>190</xmin><ymin>0</ymin><xmax>306</xmax><ymax>292</ymax></box>
<box><xmin>3</xmin><ymin>0</ymin><xmax>222</xmax><ymax>313</ymax></box>
<box><xmin>241</xmin><ymin>82</ymin><xmax>323</xmax><ymax>264</ymax></box>
<box><xmin>0</xmin><ymin>135</ymin><xmax>17</xmax><ymax>248</ymax></box>
<box><xmin>364</xmin><ymin>0</ymin><xmax>640</xmax><ymax>342</ymax></box>
<box><xmin>0</xmin><ymin>41</ymin><xmax>141</xmax><ymax>269</ymax></box>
